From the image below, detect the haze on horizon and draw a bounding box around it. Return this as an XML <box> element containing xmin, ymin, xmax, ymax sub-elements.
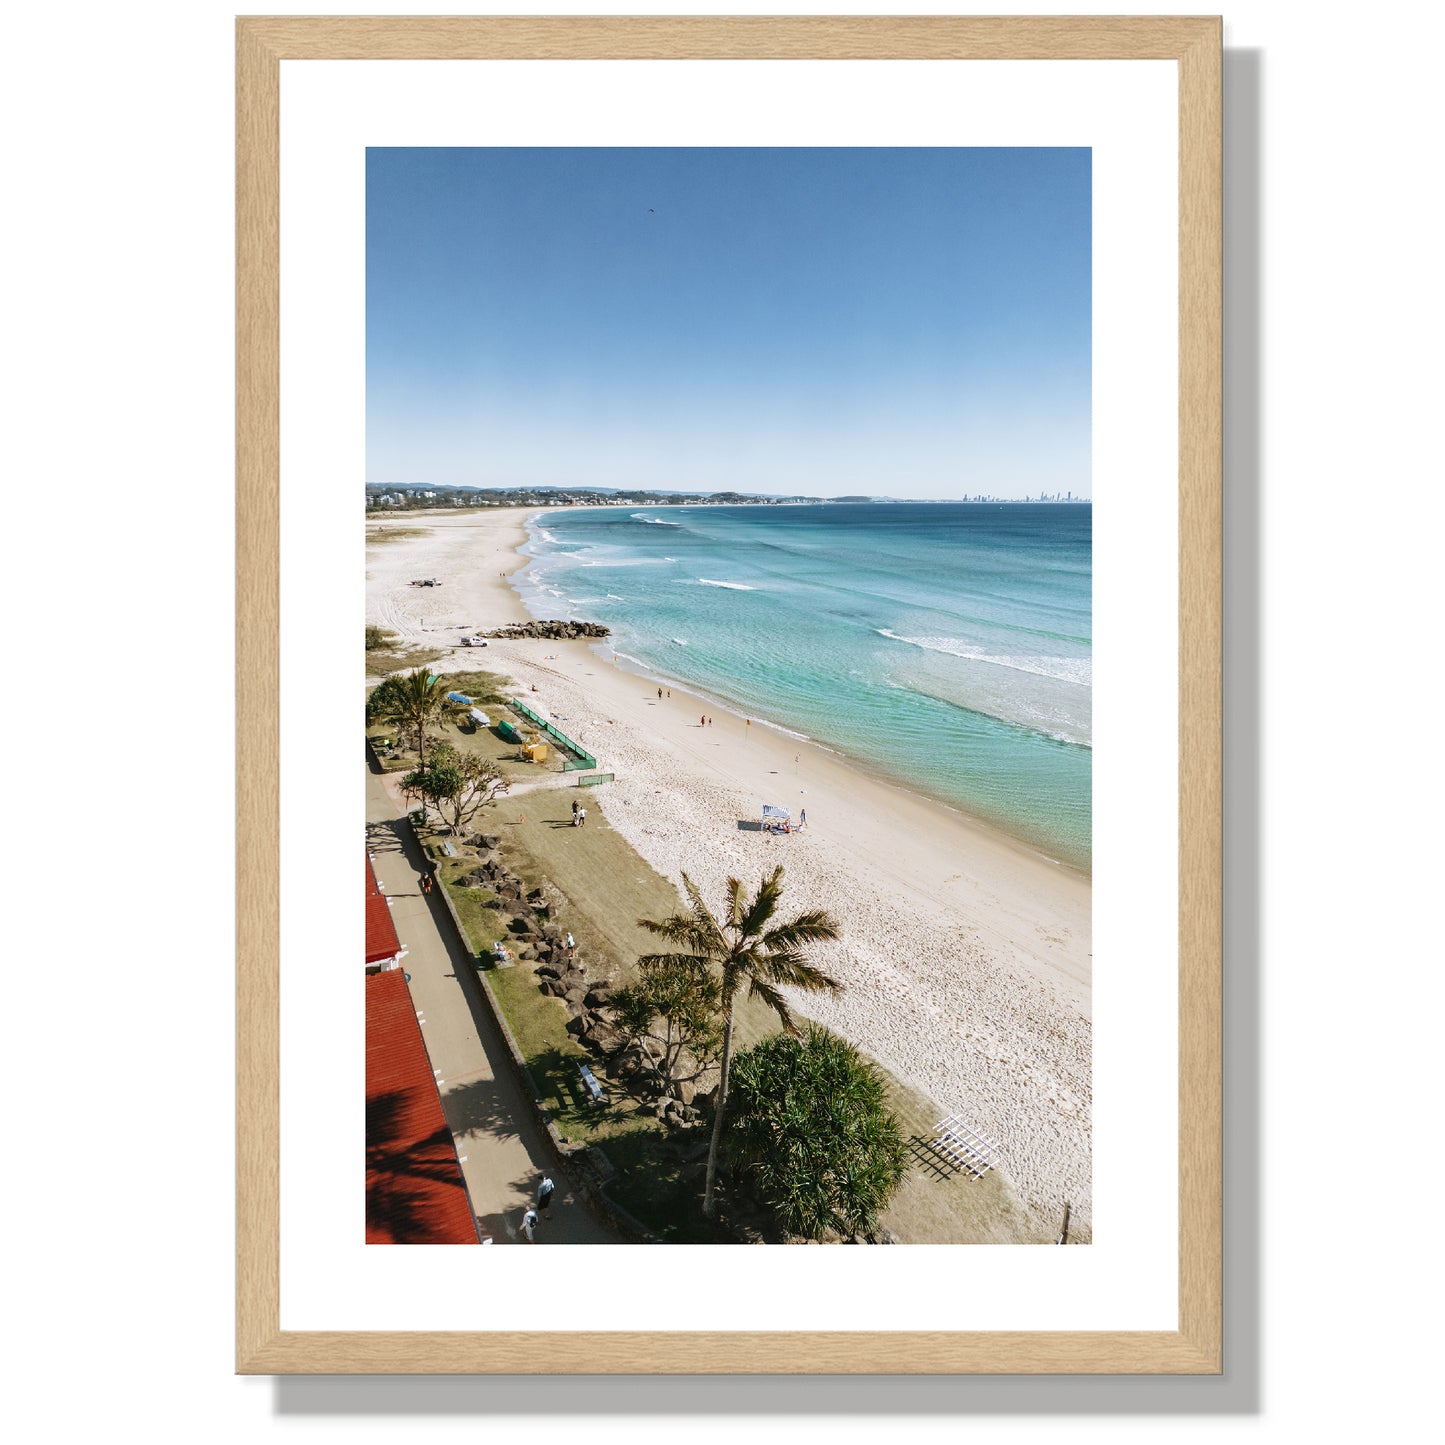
<box><xmin>367</xmin><ymin>147</ymin><xmax>1091</xmax><ymax>501</ymax></box>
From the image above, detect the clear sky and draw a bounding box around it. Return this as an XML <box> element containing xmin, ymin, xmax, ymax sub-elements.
<box><xmin>367</xmin><ymin>147</ymin><xmax>1090</xmax><ymax>499</ymax></box>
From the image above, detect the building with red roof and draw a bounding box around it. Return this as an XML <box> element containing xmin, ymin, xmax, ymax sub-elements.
<box><xmin>365</xmin><ymin>854</ymin><xmax>406</xmax><ymax>971</ymax></box>
<box><xmin>365</xmin><ymin>967</ymin><xmax>480</xmax><ymax>1245</ymax></box>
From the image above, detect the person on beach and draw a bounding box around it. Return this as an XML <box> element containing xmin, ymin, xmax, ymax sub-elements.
<box><xmin>701</xmin><ymin>715</ymin><xmax>705</xmax><ymax>727</ymax></box>
<box><xmin>572</xmin><ymin>799</ymin><xmax>579</xmax><ymax>822</ymax></box>
<box><xmin>536</xmin><ymin>1176</ymin><xmax>555</xmax><ymax>1219</ymax></box>
<box><xmin>520</xmin><ymin>1207</ymin><xmax>539</xmax><ymax>1243</ymax></box>
<box><xmin>658</xmin><ymin>688</ymin><xmax>663</xmax><ymax>699</ymax></box>
<box><xmin>577</xmin><ymin>807</ymin><xmax>587</xmax><ymax>828</ymax></box>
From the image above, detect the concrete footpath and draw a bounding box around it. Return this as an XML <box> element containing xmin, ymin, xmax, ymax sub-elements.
<box><xmin>366</xmin><ymin>765</ymin><xmax>618</xmax><ymax>1245</ymax></box>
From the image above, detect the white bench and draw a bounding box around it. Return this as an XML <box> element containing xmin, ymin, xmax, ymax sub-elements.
<box><xmin>577</xmin><ymin>1062</ymin><xmax>609</xmax><ymax>1107</ymax></box>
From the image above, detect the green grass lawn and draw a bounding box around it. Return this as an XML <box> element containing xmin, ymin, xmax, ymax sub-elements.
<box><xmin>364</xmin><ymin>647</ymin><xmax>445</xmax><ymax>678</ymax></box>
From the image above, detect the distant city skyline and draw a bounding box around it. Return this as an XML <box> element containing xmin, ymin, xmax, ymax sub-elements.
<box><xmin>367</xmin><ymin>148</ymin><xmax>1091</xmax><ymax>500</ymax></box>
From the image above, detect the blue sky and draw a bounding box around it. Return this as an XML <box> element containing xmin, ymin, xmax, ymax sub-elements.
<box><xmin>367</xmin><ymin>148</ymin><xmax>1090</xmax><ymax>499</ymax></box>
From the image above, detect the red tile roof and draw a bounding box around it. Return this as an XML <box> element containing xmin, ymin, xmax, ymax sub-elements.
<box><xmin>365</xmin><ymin>855</ymin><xmax>404</xmax><ymax>965</ymax></box>
<box><xmin>365</xmin><ymin>968</ymin><xmax>479</xmax><ymax>1245</ymax></box>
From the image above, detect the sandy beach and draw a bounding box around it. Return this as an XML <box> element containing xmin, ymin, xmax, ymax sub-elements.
<box><xmin>367</xmin><ymin>509</ymin><xmax>1093</xmax><ymax>1234</ymax></box>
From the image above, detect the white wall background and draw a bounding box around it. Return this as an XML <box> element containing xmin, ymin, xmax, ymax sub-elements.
<box><xmin>4</xmin><ymin>2</ymin><xmax>1439</xmax><ymax>1441</ymax></box>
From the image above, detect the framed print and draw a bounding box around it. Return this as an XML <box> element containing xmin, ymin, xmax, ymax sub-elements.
<box><xmin>237</xmin><ymin>15</ymin><xmax>1221</xmax><ymax>1374</ymax></box>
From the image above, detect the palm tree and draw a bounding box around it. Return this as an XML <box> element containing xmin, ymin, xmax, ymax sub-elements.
<box><xmin>638</xmin><ymin>865</ymin><xmax>842</xmax><ymax>1218</ymax></box>
<box><xmin>367</xmin><ymin>668</ymin><xmax>467</xmax><ymax>772</ymax></box>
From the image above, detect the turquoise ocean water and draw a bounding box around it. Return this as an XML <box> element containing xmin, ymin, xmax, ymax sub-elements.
<box><xmin>516</xmin><ymin>503</ymin><xmax>1091</xmax><ymax>872</ymax></box>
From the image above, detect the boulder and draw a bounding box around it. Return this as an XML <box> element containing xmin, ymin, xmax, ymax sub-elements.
<box><xmin>675</xmin><ymin>1079</ymin><xmax>695</xmax><ymax>1106</ymax></box>
<box><xmin>527</xmin><ymin>887</ymin><xmax>546</xmax><ymax>903</ymax></box>
<box><xmin>583</xmin><ymin>1022</ymin><xmax>626</xmax><ymax>1055</ymax></box>
<box><xmin>583</xmin><ymin>987</ymin><xmax>612</xmax><ymax>1009</ymax></box>
<box><xmin>535</xmin><ymin>965</ymin><xmax>562</xmax><ymax>981</ymax></box>
<box><xmin>506</xmin><ymin>916</ymin><xmax>534</xmax><ymax>936</ymax></box>
<box><xmin>564</xmin><ymin>1015</ymin><xmax>587</xmax><ymax>1036</ymax></box>
<box><xmin>483</xmin><ymin>620</ymin><xmax>611</xmax><ymax>641</ymax></box>
<box><xmin>563</xmin><ymin>987</ymin><xmax>588</xmax><ymax>1009</ymax></box>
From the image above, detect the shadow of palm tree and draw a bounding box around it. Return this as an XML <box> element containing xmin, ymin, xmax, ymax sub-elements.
<box><xmin>365</xmin><ymin>1090</ymin><xmax>474</xmax><ymax>1243</ymax></box>
<box><xmin>366</xmin><ymin>817</ymin><xmax>411</xmax><ymax>856</ymax></box>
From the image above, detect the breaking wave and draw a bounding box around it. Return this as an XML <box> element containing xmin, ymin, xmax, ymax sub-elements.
<box><xmin>875</xmin><ymin>629</ymin><xmax>1091</xmax><ymax>687</ymax></box>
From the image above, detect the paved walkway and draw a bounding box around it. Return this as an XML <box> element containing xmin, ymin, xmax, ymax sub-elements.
<box><xmin>366</xmin><ymin>765</ymin><xmax>618</xmax><ymax>1245</ymax></box>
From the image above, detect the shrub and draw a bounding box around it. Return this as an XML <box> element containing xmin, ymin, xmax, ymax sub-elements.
<box><xmin>725</xmin><ymin>1026</ymin><xmax>907</xmax><ymax>1240</ymax></box>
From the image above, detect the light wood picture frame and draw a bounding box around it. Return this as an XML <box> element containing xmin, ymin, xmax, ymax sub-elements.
<box><xmin>237</xmin><ymin>14</ymin><xmax>1221</xmax><ymax>1375</ymax></box>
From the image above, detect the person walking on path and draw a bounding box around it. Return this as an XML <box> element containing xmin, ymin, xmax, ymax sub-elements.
<box><xmin>521</xmin><ymin>1207</ymin><xmax>540</xmax><ymax>1243</ymax></box>
<box><xmin>419</xmin><ymin>871</ymin><xmax>434</xmax><ymax>895</ymax></box>
<box><xmin>537</xmin><ymin>1176</ymin><xmax>556</xmax><ymax>1219</ymax></box>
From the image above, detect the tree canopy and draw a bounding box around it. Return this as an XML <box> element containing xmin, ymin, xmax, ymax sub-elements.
<box><xmin>725</xmin><ymin>1025</ymin><xmax>907</xmax><ymax>1241</ymax></box>
<box><xmin>611</xmin><ymin>964</ymin><xmax>723</xmax><ymax>1095</ymax></box>
<box><xmin>399</xmin><ymin>743</ymin><xmax>509</xmax><ymax>834</ymax></box>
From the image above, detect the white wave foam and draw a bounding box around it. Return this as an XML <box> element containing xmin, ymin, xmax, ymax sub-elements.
<box><xmin>631</xmin><ymin>512</ymin><xmax>682</xmax><ymax>526</ymax></box>
<box><xmin>752</xmin><ymin>716</ymin><xmax>812</xmax><ymax>742</ymax></box>
<box><xmin>875</xmin><ymin>629</ymin><xmax>1091</xmax><ymax>687</ymax></box>
<box><xmin>605</xmin><ymin>593</ymin><xmax>625</xmax><ymax>600</ymax></box>
<box><xmin>697</xmin><ymin>578</ymin><xmax>755</xmax><ymax>591</ymax></box>
<box><xmin>672</xmin><ymin>638</ymin><xmax>688</xmax><ymax>646</ymax></box>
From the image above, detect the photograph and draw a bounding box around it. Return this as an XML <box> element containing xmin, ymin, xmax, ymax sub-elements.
<box><xmin>363</xmin><ymin>145</ymin><xmax>1093</xmax><ymax>1249</ymax></box>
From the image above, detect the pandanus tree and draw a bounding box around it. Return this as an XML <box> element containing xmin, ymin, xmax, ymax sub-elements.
<box><xmin>637</xmin><ymin>865</ymin><xmax>842</xmax><ymax>1218</ymax></box>
<box><xmin>367</xmin><ymin>668</ymin><xmax>467</xmax><ymax>771</ymax></box>
<box><xmin>726</xmin><ymin>1025</ymin><xmax>907</xmax><ymax>1241</ymax></box>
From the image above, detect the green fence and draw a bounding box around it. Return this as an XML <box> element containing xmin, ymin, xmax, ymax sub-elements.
<box><xmin>575</xmin><ymin>772</ymin><xmax>614</xmax><ymax>788</ymax></box>
<box><xmin>511</xmin><ymin>698</ymin><xmax>598</xmax><ymax>770</ymax></box>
